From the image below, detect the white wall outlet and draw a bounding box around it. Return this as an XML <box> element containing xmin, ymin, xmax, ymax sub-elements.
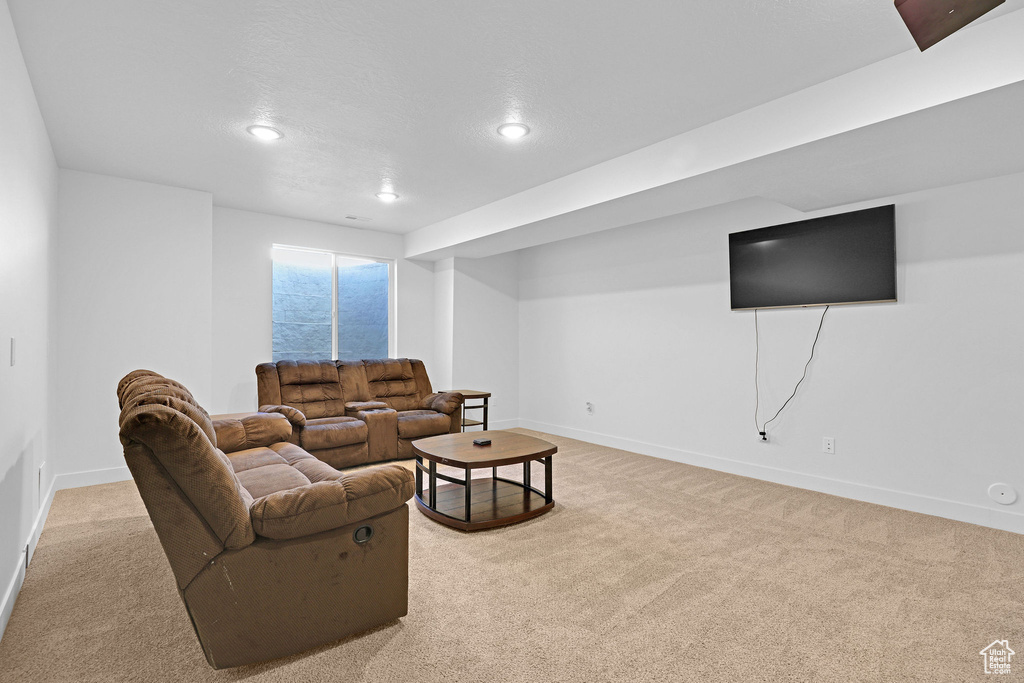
<box><xmin>823</xmin><ymin>437</ymin><xmax>835</xmax><ymax>454</ymax></box>
<box><xmin>585</xmin><ymin>401</ymin><xmax>595</xmax><ymax>416</ymax></box>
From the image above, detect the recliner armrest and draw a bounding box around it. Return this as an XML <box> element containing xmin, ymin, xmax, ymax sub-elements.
<box><xmin>259</xmin><ymin>404</ymin><xmax>306</xmax><ymax>427</ymax></box>
<box><xmin>213</xmin><ymin>412</ymin><xmax>291</xmax><ymax>453</ymax></box>
<box><xmin>249</xmin><ymin>464</ymin><xmax>414</xmax><ymax>540</ymax></box>
<box><xmin>420</xmin><ymin>392</ymin><xmax>463</xmax><ymax>415</ymax></box>
<box><xmin>344</xmin><ymin>400</ymin><xmax>388</xmax><ymax>415</ymax></box>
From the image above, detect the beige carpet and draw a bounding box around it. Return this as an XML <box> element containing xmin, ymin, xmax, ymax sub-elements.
<box><xmin>1</xmin><ymin>429</ymin><xmax>1021</xmax><ymax>682</ymax></box>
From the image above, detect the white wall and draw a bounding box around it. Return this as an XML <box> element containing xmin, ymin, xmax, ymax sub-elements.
<box><xmin>211</xmin><ymin>207</ymin><xmax>435</xmax><ymax>413</ymax></box>
<box><xmin>53</xmin><ymin>170</ymin><xmax>213</xmax><ymax>479</ymax></box>
<box><xmin>518</xmin><ymin>171</ymin><xmax>1024</xmax><ymax>534</ymax></box>
<box><xmin>0</xmin><ymin>0</ymin><xmax>57</xmax><ymax>639</ymax></box>
<box><xmin>452</xmin><ymin>254</ymin><xmax>519</xmax><ymax>427</ymax></box>
<box><xmin>431</xmin><ymin>258</ymin><xmax>455</xmax><ymax>391</ymax></box>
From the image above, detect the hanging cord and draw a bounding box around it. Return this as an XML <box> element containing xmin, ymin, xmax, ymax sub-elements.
<box><xmin>754</xmin><ymin>305</ymin><xmax>829</xmax><ymax>440</ymax></box>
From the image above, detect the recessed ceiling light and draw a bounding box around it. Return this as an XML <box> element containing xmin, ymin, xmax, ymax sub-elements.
<box><xmin>497</xmin><ymin>122</ymin><xmax>530</xmax><ymax>140</ymax></box>
<box><xmin>376</xmin><ymin>192</ymin><xmax>399</xmax><ymax>202</ymax></box>
<box><xmin>246</xmin><ymin>125</ymin><xmax>283</xmax><ymax>141</ymax></box>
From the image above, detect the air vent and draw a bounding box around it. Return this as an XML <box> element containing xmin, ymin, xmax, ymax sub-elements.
<box><xmin>344</xmin><ymin>215</ymin><xmax>373</xmax><ymax>221</ymax></box>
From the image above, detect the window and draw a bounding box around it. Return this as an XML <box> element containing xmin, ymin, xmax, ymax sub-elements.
<box><xmin>272</xmin><ymin>245</ymin><xmax>394</xmax><ymax>362</ymax></box>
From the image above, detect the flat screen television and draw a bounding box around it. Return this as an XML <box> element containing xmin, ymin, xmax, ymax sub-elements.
<box><xmin>729</xmin><ymin>205</ymin><xmax>896</xmax><ymax>310</ymax></box>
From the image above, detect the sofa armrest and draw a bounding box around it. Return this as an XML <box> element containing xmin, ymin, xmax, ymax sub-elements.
<box><xmin>420</xmin><ymin>392</ymin><xmax>463</xmax><ymax>415</ymax></box>
<box><xmin>249</xmin><ymin>464</ymin><xmax>414</xmax><ymax>540</ymax></box>
<box><xmin>213</xmin><ymin>412</ymin><xmax>291</xmax><ymax>453</ymax></box>
<box><xmin>350</xmin><ymin>408</ymin><xmax>398</xmax><ymax>461</ymax></box>
<box><xmin>344</xmin><ymin>400</ymin><xmax>388</xmax><ymax>415</ymax></box>
<box><xmin>259</xmin><ymin>404</ymin><xmax>306</xmax><ymax>428</ymax></box>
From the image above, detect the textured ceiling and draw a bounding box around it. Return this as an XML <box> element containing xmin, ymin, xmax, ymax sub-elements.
<box><xmin>7</xmin><ymin>0</ymin><xmax>962</xmax><ymax>233</ymax></box>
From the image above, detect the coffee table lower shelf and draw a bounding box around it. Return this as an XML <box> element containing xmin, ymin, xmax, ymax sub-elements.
<box><xmin>415</xmin><ymin>477</ymin><xmax>553</xmax><ymax>531</ymax></box>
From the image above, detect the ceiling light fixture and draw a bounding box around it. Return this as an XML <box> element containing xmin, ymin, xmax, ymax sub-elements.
<box><xmin>246</xmin><ymin>125</ymin><xmax>283</xmax><ymax>141</ymax></box>
<box><xmin>376</xmin><ymin>192</ymin><xmax>399</xmax><ymax>202</ymax></box>
<box><xmin>497</xmin><ymin>122</ymin><xmax>530</xmax><ymax>140</ymax></box>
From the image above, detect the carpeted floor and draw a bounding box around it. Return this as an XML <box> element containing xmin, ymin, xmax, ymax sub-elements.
<box><xmin>0</xmin><ymin>429</ymin><xmax>1021</xmax><ymax>682</ymax></box>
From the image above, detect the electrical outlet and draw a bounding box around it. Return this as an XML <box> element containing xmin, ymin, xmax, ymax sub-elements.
<box><xmin>585</xmin><ymin>402</ymin><xmax>595</xmax><ymax>416</ymax></box>
<box><xmin>823</xmin><ymin>437</ymin><xmax>835</xmax><ymax>454</ymax></box>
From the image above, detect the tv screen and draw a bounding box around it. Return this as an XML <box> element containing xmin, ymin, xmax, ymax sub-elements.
<box><xmin>729</xmin><ymin>205</ymin><xmax>896</xmax><ymax>310</ymax></box>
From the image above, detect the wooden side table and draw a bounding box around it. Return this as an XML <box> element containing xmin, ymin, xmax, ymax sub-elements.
<box><xmin>449</xmin><ymin>390</ymin><xmax>490</xmax><ymax>431</ymax></box>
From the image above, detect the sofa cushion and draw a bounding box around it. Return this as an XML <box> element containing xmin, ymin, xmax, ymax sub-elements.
<box><xmin>118</xmin><ymin>372</ymin><xmax>198</xmax><ymax>408</ymax></box>
<box><xmin>226</xmin><ymin>446</ymin><xmax>288</xmax><ymax>473</ymax></box>
<box><xmin>249</xmin><ymin>464</ymin><xmax>414</xmax><ymax>540</ymax></box>
<box><xmin>122</xmin><ymin>392</ymin><xmax>218</xmax><ymax>447</ymax></box>
<box><xmin>269</xmin><ymin>442</ymin><xmax>345</xmax><ymax>483</ymax></box>
<box><xmin>276</xmin><ymin>360</ymin><xmax>347</xmax><ymax>419</ymax></box>
<box><xmin>213</xmin><ymin>412</ymin><xmax>291</xmax><ymax>453</ymax></box>
<box><xmin>118</xmin><ymin>371</ymin><xmax>219</xmax><ymax>448</ymax></box>
<box><xmin>301</xmin><ymin>416</ymin><xmax>368</xmax><ymax>450</ymax></box>
<box><xmin>363</xmin><ymin>359</ymin><xmax>421</xmax><ymax>411</ymax></box>
<box><xmin>421</xmin><ymin>392</ymin><xmax>463</xmax><ymax>415</ymax></box>
<box><xmin>235</xmin><ymin>463</ymin><xmax>312</xmax><ymax>499</ymax></box>
<box><xmin>396</xmin><ymin>410</ymin><xmax>450</xmax><ymax>439</ymax></box>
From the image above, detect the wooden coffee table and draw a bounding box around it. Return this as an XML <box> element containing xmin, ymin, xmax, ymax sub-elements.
<box><xmin>412</xmin><ymin>431</ymin><xmax>556</xmax><ymax>531</ymax></box>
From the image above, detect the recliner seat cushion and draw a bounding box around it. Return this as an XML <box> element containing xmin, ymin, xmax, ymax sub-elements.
<box><xmin>235</xmin><ymin>463</ymin><xmax>312</xmax><ymax>499</ymax></box>
<box><xmin>396</xmin><ymin>410</ymin><xmax>450</xmax><ymax>439</ymax></box>
<box><xmin>227</xmin><ymin>447</ymin><xmax>289</xmax><ymax>473</ymax></box>
<box><xmin>249</xmin><ymin>464</ymin><xmax>415</xmax><ymax>539</ymax></box>
<box><xmin>268</xmin><ymin>442</ymin><xmax>346</xmax><ymax>482</ymax></box>
<box><xmin>301</xmin><ymin>416</ymin><xmax>368</xmax><ymax>451</ymax></box>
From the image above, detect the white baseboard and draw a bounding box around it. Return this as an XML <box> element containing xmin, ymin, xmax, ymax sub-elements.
<box><xmin>519</xmin><ymin>419</ymin><xmax>1024</xmax><ymax>535</ymax></box>
<box><xmin>0</xmin><ymin>550</ymin><xmax>27</xmax><ymax>646</ymax></box>
<box><xmin>52</xmin><ymin>465</ymin><xmax>131</xmax><ymax>491</ymax></box>
<box><xmin>485</xmin><ymin>418</ymin><xmax>520</xmax><ymax>431</ymax></box>
<box><xmin>0</xmin><ymin>464</ymin><xmax>132</xmax><ymax>644</ymax></box>
<box><xmin>27</xmin><ymin>478</ymin><xmax>57</xmax><ymax>565</ymax></box>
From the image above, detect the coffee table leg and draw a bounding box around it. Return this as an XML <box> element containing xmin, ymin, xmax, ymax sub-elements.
<box><xmin>429</xmin><ymin>460</ymin><xmax>437</xmax><ymax>509</ymax></box>
<box><xmin>523</xmin><ymin>460</ymin><xmax>531</xmax><ymax>489</ymax></box>
<box><xmin>415</xmin><ymin>455</ymin><xmax>422</xmax><ymax>499</ymax></box>
<box><xmin>544</xmin><ymin>456</ymin><xmax>553</xmax><ymax>504</ymax></box>
<box><xmin>465</xmin><ymin>466</ymin><xmax>472</xmax><ymax>523</ymax></box>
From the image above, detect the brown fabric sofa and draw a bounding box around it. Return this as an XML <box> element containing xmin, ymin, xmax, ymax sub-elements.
<box><xmin>117</xmin><ymin>369</ymin><xmax>415</xmax><ymax>669</ymax></box>
<box><xmin>256</xmin><ymin>358</ymin><xmax>463</xmax><ymax>466</ymax></box>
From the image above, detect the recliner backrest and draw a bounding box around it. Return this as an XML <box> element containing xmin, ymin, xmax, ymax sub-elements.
<box><xmin>256</xmin><ymin>360</ymin><xmax>349</xmax><ymax>419</ymax></box>
<box><xmin>118</xmin><ymin>370</ymin><xmax>255</xmax><ymax>590</ymax></box>
<box><xmin>361</xmin><ymin>358</ymin><xmax>433</xmax><ymax>412</ymax></box>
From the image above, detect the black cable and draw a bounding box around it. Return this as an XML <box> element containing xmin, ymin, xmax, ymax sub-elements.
<box><xmin>754</xmin><ymin>308</ymin><xmax>762</xmax><ymax>434</ymax></box>
<box><xmin>755</xmin><ymin>305</ymin><xmax>829</xmax><ymax>439</ymax></box>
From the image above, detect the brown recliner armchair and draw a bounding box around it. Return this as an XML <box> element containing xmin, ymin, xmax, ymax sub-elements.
<box><xmin>117</xmin><ymin>369</ymin><xmax>414</xmax><ymax>669</ymax></box>
<box><xmin>256</xmin><ymin>358</ymin><xmax>462</xmax><ymax>466</ymax></box>
<box><xmin>360</xmin><ymin>358</ymin><xmax>463</xmax><ymax>458</ymax></box>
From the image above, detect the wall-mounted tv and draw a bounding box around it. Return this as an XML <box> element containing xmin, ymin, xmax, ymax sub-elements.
<box><xmin>729</xmin><ymin>205</ymin><xmax>896</xmax><ymax>310</ymax></box>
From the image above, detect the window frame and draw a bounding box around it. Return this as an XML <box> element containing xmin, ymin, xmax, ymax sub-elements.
<box><xmin>271</xmin><ymin>244</ymin><xmax>396</xmax><ymax>361</ymax></box>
